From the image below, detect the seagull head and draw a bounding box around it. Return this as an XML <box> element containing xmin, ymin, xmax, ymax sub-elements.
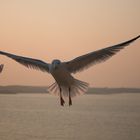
<box><xmin>51</xmin><ymin>59</ymin><xmax>61</xmax><ymax>70</ymax></box>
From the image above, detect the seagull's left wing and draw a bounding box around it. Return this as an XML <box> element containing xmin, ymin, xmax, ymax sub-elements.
<box><xmin>64</xmin><ymin>35</ymin><xmax>140</xmax><ymax>74</ymax></box>
<box><xmin>0</xmin><ymin>51</ymin><xmax>50</xmax><ymax>73</ymax></box>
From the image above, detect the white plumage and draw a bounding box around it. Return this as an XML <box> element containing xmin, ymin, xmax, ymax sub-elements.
<box><xmin>0</xmin><ymin>35</ymin><xmax>139</xmax><ymax>106</ymax></box>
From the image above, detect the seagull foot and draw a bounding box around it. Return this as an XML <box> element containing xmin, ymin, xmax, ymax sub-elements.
<box><xmin>69</xmin><ymin>98</ymin><xmax>72</xmax><ymax>106</ymax></box>
<box><xmin>60</xmin><ymin>97</ymin><xmax>65</xmax><ymax>106</ymax></box>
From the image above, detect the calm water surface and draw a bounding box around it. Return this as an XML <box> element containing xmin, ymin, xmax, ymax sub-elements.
<box><xmin>0</xmin><ymin>93</ymin><xmax>140</xmax><ymax>140</ymax></box>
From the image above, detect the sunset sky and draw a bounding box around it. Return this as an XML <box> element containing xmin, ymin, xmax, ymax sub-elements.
<box><xmin>0</xmin><ymin>0</ymin><xmax>140</xmax><ymax>87</ymax></box>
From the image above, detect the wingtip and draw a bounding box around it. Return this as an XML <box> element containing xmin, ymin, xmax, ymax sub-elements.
<box><xmin>129</xmin><ymin>35</ymin><xmax>140</xmax><ymax>42</ymax></box>
<box><xmin>136</xmin><ymin>35</ymin><xmax>140</xmax><ymax>39</ymax></box>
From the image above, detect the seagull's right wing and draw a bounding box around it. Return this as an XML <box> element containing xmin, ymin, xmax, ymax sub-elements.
<box><xmin>0</xmin><ymin>51</ymin><xmax>50</xmax><ymax>73</ymax></box>
<box><xmin>64</xmin><ymin>35</ymin><xmax>140</xmax><ymax>74</ymax></box>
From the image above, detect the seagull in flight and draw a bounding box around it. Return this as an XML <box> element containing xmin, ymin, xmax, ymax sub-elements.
<box><xmin>0</xmin><ymin>35</ymin><xmax>139</xmax><ymax>106</ymax></box>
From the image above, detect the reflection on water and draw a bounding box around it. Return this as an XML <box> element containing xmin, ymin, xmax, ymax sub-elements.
<box><xmin>0</xmin><ymin>93</ymin><xmax>140</xmax><ymax>140</ymax></box>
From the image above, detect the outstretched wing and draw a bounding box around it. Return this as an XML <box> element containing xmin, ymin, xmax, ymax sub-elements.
<box><xmin>0</xmin><ymin>64</ymin><xmax>4</xmax><ymax>73</ymax></box>
<box><xmin>0</xmin><ymin>51</ymin><xmax>50</xmax><ymax>73</ymax></box>
<box><xmin>64</xmin><ymin>35</ymin><xmax>140</xmax><ymax>73</ymax></box>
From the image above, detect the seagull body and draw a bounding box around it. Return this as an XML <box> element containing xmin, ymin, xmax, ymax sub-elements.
<box><xmin>0</xmin><ymin>35</ymin><xmax>139</xmax><ymax>106</ymax></box>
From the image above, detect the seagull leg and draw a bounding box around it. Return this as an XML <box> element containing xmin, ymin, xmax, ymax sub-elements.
<box><xmin>68</xmin><ymin>87</ymin><xmax>72</xmax><ymax>106</ymax></box>
<box><xmin>59</xmin><ymin>87</ymin><xmax>65</xmax><ymax>106</ymax></box>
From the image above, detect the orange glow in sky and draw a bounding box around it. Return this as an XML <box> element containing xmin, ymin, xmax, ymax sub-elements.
<box><xmin>0</xmin><ymin>0</ymin><xmax>140</xmax><ymax>87</ymax></box>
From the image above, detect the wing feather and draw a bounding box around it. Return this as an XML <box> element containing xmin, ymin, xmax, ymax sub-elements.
<box><xmin>64</xmin><ymin>35</ymin><xmax>140</xmax><ymax>73</ymax></box>
<box><xmin>0</xmin><ymin>51</ymin><xmax>50</xmax><ymax>73</ymax></box>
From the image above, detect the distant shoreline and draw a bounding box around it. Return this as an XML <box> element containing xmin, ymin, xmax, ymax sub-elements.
<box><xmin>0</xmin><ymin>85</ymin><xmax>140</xmax><ymax>94</ymax></box>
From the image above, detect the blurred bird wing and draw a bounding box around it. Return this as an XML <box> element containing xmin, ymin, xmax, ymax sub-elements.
<box><xmin>0</xmin><ymin>51</ymin><xmax>50</xmax><ymax>73</ymax></box>
<box><xmin>64</xmin><ymin>35</ymin><xmax>140</xmax><ymax>73</ymax></box>
<box><xmin>0</xmin><ymin>64</ymin><xmax>4</xmax><ymax>73</ymax></box>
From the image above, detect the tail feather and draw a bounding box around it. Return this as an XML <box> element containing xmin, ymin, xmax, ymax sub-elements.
<box><xmin>73</xmin><ymin>87</ymin><xmax>80</xmax><ymax>95</ymax></box>
<box><xmin>48</xmin><ymin>79</ymin><xmax>89</xmax><ymax>97</ymax></box>
<box><xmin>48</xmin><ymin>82</ymin><xmax>59</xmax><ymax>96</ymax></box>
